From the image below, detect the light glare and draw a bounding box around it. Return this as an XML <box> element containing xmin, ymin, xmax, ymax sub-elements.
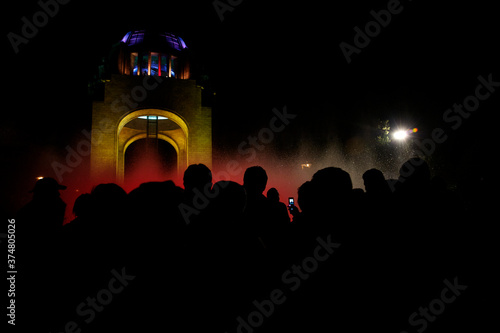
<box><xmin>393</xmin><ymin>130</ymin><xmax>408</xmax><ymax>140</ymax></box>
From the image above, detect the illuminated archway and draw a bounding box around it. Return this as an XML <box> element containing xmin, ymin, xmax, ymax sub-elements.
<box><xmin>90</xmin><ymin>64</ymin><xmax>212</xmax><ymax>184</ymax></box>
<box><xmin>124</xmin><ymin>137</ymin><xmax>178</xmax><ymax>188</ymax></box>
<box><xmin>116</xmin><ymin>108</ymin><xmax>189</xmax><ymax>183</ymax></box>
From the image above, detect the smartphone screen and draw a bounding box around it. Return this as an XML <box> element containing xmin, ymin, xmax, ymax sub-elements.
<box><xmin>288</xmin><ymin>197</ymin><xmax>294</xmax><ymax>206</ymax></box>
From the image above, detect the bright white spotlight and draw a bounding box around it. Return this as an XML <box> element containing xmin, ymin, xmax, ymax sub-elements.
<box><xmin>393</xmin><ymin>130</ymin><xmax>408</xmax><ymax>141</ymax></box>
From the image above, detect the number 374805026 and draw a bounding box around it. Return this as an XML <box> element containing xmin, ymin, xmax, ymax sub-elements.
<box><xmin>7</xmin><ymin>219</ymin><xmax>16</xmax><ymax>267</ymax></box>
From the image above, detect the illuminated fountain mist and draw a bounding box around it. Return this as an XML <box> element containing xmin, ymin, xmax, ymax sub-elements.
<box><xmin>209</xmin><ymin>135</ymin><xmax>405</xmax><ymax>212</ymax></box>
<box><xmin>124</xmin><ymin>139</ymin><xmax>179</xmax><ymax>192</ymax></box>
<box><xmin>41</xmin><ymin>135</ymin><xmax>408</xmax><ymax>224</ymax></box>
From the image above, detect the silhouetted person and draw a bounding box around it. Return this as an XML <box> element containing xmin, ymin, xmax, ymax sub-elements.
<box><xmin>279</xmin><ymin>167</ymin><xmax>369</xmax><ymax>333</ymax></box>
<box><xmin>197</xmin><ymin>180</ymin><xmax>261</xmax><ymax>261</ymax></box>
<box><xmin>242</xmin><ymin>166</ymin><xmax>275</xmax><ymax>246</ymax></box>
<box><xmin>128</xmin><ymin>180</ymin><xmax>185</xmax><ymax>238</ymax></box>
<box><xmin>361</xmin><ymin>168</ymin><xmax>392</xmax><ymax>226</ymax></box>
<box><xmin>392</xmin><ymin>158</ymin><xmax>433</xmax><ymax>250</ymax></box>
<box><xmin>184</xmin><ymin>163</ymin><xmax>212</xmax><ymax>193</ymax></box>
<box><xmin>308</xmin><ymin>166</ymin><xmax>354</xmax><ymax>237</ymax></box>
<box><xmin>266</xmin><ymin>187</ymin><xmax>290</xmax><ymax>225</ymax></box>
<box><xmin>16</xmin><ymin>177</ymin><xmax>67</xmax><ymax>330</ymax></box>
<box><xmin>181</xmin><ymin>163</ymin><xmax>212</xmax><ymax>226</ymax></box>
<box><xmin>87</xmin><ymin>183</ymin><xmax>128</xmax><ymax>261</ymax></box>
<box><xmin>392</xmin><ymin>157</ymin><xmax>434</xmax><ymax>254</ymax></box>
<box><xmin>243</xmin><ymin>166</ymin><xmax>268</xmax><ymax>225</ymax></box>
<box><xmin>180</xmin><ymin>180</ymin><xmax>265</xmax><ymax>331</ymax></box>
<box><xmin>127</xmin><ymin>180</ymin><xmax>185</xmax><ymax>268</ymax></box>
<box><xmin>385</xmin><ymin>158</ymin><xmax>461</xmax><ymax>326</ymax></box>
<box><xmin>297</xmin><ymin>180</ymin><xmax>315</xmax><ymax>211</ymax></box>
<box><xmin>289</xmin><ymin>181</ymin><xmax>315</xmax><ymax>223</ymax></box>
<box><xmin>294</xmin><ymin>166</ymin><xmax>354</xmax><ymax>252</ymax></box>
<box><xmin>311</xmin><ymin>166</ymin><xmax>353</xmax><ymax>200</ymax></box>
<box><xmin>68</xmin><ymin>193</ymin><xmax>92</xmax><ymax>225</ymax></box>
<box><xmin>363</xmin><ymin>168</ymin><xmax>392</xmax><ymax>199</ymax></box>
<box><xmin>62</xmin><ymin>183</ymin><xmax>128</xmax><ymax>292</ymax></box>
<box><xmin>266</xmin><ymin>187</ymin><xmax>278</xmax><ymax>201</ymax></box>
<box><xmin>243</xmin><ymin>166</ymin><xmax>268</xmax><ymax>199</ymax></box>
<box><xmin>62</xmin><ymin>192</ymin><xmax>92</xmax><ymax>274</ymax></box>
<box><xmin>18</xmin><ymin>177</ymin><xmax>67</xmax><ymax>233</ymax></box>
<box><xmin>118</xmin><ymin>180</ymin><xmax>187</xmax><ymax>332</ymax></box>
<box><xmin>17</xmin><ymin>177</ymin><xmax>67</xmax><ymax>269</ymax></box>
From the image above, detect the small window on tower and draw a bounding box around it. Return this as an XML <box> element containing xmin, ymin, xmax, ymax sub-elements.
<box><xmin>160</xmin><ymin>55</ymin><xmax>168</xmax><ymax>77</ymax></box>
<box><xmin>150</xmin><ymin>53</ymin><xmax>159</xmax><ymax>76</ymax></box>
<box><xmin>141</xmin><ymin>54</ymin><xmax>149</xmax><ymax>75</ymax></box>
<box><xmin>131</xmin><ymin>53</ymin><xmax>138</xmax><ymax>75</ymax></box>
<box><xmin>171</xmin><ymin>56</ymin><xmax>177</xmax><ymax>78</ymax></box>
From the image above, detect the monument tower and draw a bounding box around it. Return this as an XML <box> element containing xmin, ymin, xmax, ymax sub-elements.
<box><xmin>90</xmin><ymin>30</ymin><xmax>212</xmax><ymax>184</ymax></box>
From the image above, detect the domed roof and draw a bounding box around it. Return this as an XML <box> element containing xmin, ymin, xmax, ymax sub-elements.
<box><xmin>120</xmin><ymin>30</ymin><xmax>188</xmax><ymax>53</ymax></box>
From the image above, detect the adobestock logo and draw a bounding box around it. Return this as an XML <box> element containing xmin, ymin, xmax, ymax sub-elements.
<box><xmin>237</xmin><ymin>106</ymin><xmax>297</xmax><ymax>162</ymax></box>
<box><xmin>7</xmin><ymin>0</ymin><xmax>71</xmax><ymax>54</ymax></box>
<box><xmin>389</xmin><ymin>72</ymin><xmax>498</xmax><ymax>191</ymax></box>
<box><xmin>179</xmin><ymin>105</ymin><xmax>296</xmax><ymax>225</ymax></box>
<box><xmin>50</xmin><ymin>267</ymin><xmax>135</xmax><ymax>333</ymax></box>
<box><xmin>50</xmin><ymin>75</ymin><xmax>164</xmax><ymax>183</ymax></box>
<box><xmin>401</xmin><ymin>277</ymin><xmax>467</xmax><ymax>333</ymax></box>
<box><xmin>212</xmin><ymin>0</ymin><xmax>243</xmax><ymax>22</ymax></box>
<box><xmin>339</xmin><ymin>0</ymin><xmax>409</xmax><ymax>64</ymax></box>
<box><xmin>228</xmin><ymin>234</ymin><xmax>340</xmax><ymax>333</ymax></box>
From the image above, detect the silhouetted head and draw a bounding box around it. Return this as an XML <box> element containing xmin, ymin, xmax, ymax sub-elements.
<box><xmin>72</xmin><ymin>193</ymin><xmax>92</xmax><ymax>218</ymax></box>
<box><xmin>90</xmin><ymin>183</ymin><xmax>127</xmax><ymax>215</ymax></box>
<box><xmin>30</xmin><ymin>177</ymin><xmax>66</xmax><ymax>199</ymax></box>
<box><xmin>183</xmin><ymin>164</ymin><xmax>212</xmax><ymax>193</ymax></box>
<box><xmin>243</xmin><ymin>166</ymin><xmax>268</xmax><ymax>195</ymax></box>
<box><xmin>92</xmin><ymin>183</ymin><xmax>127</xmax><ymax>200</ymax></box>
<box><xmin>312</xmin><ymin>167</ymin><xmax>352</xmax><ymax>196</ymax></box>
<box><xmin>212</xmin><ymin>181</ymin><xmax>247</xmax><ymax>217</ymax></box>
<box><xmin>131</xmin><ymin>180</ymin><xmax>183</xmax><ymax>205</ymax></box>
<box><xmin>363</xmin><ymin>168</ymin><xmax>389</xmax><ymax>194</ymax></box>
<box><xmin>297</xmin><ymin>181</ymin><xmax>316</xmax><ymax>213</ymax></box>
<box><xmin>310</xmin><ymin>167</ymin><xmax>353</xmax><ymax>211</ymax></box>
<box><xmin>134</xmin><ymin>180</ymin><xmax>177</xmax><ymax>197</ymax></box>
<box><xmin>266</xmin><ymin>187</ymin><xmax>280</xmax><ymax>202</ymax></box>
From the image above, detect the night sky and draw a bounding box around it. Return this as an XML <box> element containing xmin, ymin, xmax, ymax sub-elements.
<box><xmin>2</xmin><ymin>0</ymin><xmax>499</xmax><ymax>215</ymax></box>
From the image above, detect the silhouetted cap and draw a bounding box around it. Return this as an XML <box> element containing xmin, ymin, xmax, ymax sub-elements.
<box><xmin>29</xmin><ymin>177</ymin><xmax>67</xmax><ymax>193</ymax></box>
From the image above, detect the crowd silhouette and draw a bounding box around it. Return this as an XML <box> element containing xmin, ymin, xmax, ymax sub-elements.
<box><xmin>15</xmin><ymin>158</ymin><xmax>494</xmax><ymax>332</ymax></box>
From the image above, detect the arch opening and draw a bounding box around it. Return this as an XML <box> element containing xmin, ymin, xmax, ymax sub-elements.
<box><xmin>116</xmin><ymin>108</ymin><xmax>189</xmax><ymax>184</ymax></box>
<box><xmin>124</xmin><ymin>138</ymin><xmax>177</xmax><ymax>190</ymax></box>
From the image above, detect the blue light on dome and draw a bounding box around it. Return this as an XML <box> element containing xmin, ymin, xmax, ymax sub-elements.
<box><xmin>121</xmin><ymin>32</ymin><xmax>131</xmax><ymax>43</ymax></box>
<box><xmin>121</xmin><ymin>31</ymin><xmax>187</xmax><ymax>50</ymax></box>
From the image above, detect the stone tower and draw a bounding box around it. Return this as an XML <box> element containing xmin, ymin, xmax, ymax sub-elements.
<box><xmin>90</xmin><ymin>30</ymin><xmax>212</xmax><ymax>184</ymax></box>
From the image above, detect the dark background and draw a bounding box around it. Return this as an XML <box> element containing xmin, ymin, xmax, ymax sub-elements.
<box><xmin>2</xmin><ymin>0</ymin><xmax>499</xmax><ymax>214</ymax></box>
